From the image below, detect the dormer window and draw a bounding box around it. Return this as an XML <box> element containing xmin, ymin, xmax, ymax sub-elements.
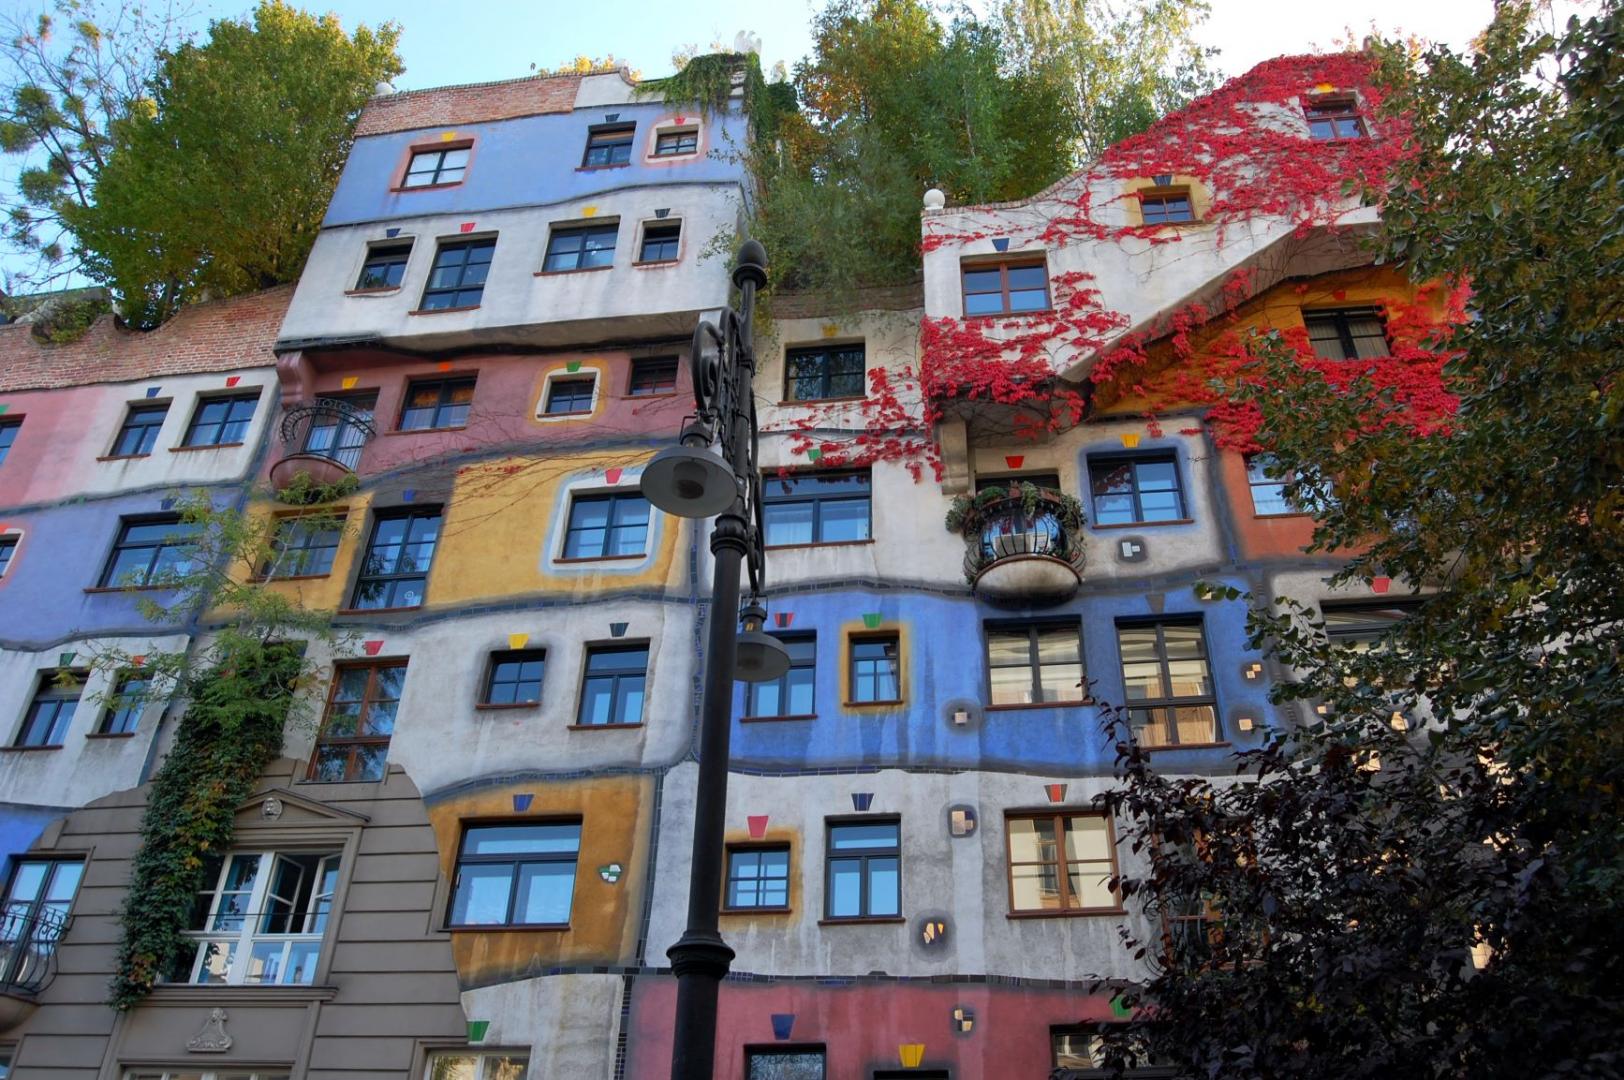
<box><xmin>1140</xmin><ymin>188</ymin><xmax>1194</xmax><ymax>225</ymax></box>
<box><xmin>403</xmin><ymin>146</ymin><xmax>469</xmax><ymax>187</ymax></box>
<box><xmin>653</xmin><ymin>127</ymin><xmax>698</xmax><ymax>157</ymax></box>
<box><xmin>583</xmin><ymin>124</ymin><xmax>635</xmax><ymax>167</ymax></box>
<box><xmin>1304</xmin><ymin>98</ymin><xmax>1365</xmax><ymax>140</ymax></box>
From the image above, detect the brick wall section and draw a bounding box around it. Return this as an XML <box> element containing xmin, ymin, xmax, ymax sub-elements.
<box><xmin>772</xmin><ymin>282</ymin><xmax>925</xmax><ymax>319</ymax></box>
<box><xmin>354</xmin><ymin>71</ymin><xmax>614</xmax><ymax>137</ymax></box>
<box><xmin>0</xmin><ymin>285</ymin><xmax>291</xmax><ymax>393</ymax></box>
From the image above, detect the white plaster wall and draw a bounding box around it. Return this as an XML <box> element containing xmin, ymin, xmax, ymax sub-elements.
<box><xmin>648</xmin><ymin>763</ymin><xmax>1160</xmax><ymax>984</ymax></box>
<box><xmin>279</xmin><ymin>188</ymin><xmax>746</xmax><ymax>351</ymax></box>
<box><xmin>462</xmin><ymin>973</ymin><xmax>624</xmax><ymax>1080</ymax></box>
<box><xmin>572</xmin><ymin>71</ymin><xmax>642</xmax><ymax>108</ymax></box>
<box><xmin>0</xmin><ymin>634</ymin><xmax>189</xmax><ymax>808</ymax></box>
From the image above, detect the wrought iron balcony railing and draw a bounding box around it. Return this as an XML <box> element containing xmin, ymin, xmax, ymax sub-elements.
<box><xmin>270</xmin><ymin>398</ymin><xmax>376</xmax><ymax>492</ymax></box>
<box><xmin>0</xmin><ymin>904</ymin><xmax>69</xmax><ymax>997</ymax></box>
<box><xmin>953</xmin><ymin>489</ymin><xmax>1087</xmax><ymax>605</ymax></box>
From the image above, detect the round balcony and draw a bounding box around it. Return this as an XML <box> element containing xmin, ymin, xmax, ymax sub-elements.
<box><xmin>270</xmin><ymin>399</ymin><xmax>376</xmax><ymax>496</ymax></box>
<box><xmin>949</xmin><ymin>488</ymin><xmax>1087</xmax><ymax>606</ymax></box>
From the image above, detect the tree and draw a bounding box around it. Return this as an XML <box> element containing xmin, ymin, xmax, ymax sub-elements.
<box><xmin>63</xmin><ymin>1</ymin><xmax>400</xmax><ymax>326</ymax></box>
<box><xmin>1087</xmin><ymin>4</ymin><xmax>1624</xmax><ymax>1077</ymax></box>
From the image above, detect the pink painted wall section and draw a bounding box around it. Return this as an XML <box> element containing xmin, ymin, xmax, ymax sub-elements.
<box><xmin>623</xmin><ymin>977</ymin><xmax>1121</xmax><ymax>1079</ymax></box>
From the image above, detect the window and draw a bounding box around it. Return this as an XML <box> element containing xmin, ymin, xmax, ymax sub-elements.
<box><xmin>638</xmin><ymin>222</ymin><xmax>681</xmax><ymax>263</ymax></box>
<box><xmin>1304</xmin><ymin>98</ymin><xmax>1364</xmax><ymax>140</ymax></box>
<box><xmin>98</xmin><ymin>671</ymin><xmax>150</xmax><ymax>735</ymax></box>
<box><xmin>986</xmin><ymin>622</ymin><xmax>1084</xmax><ymax>706</ymax></box>
<box><xmin>450</xmin><ymin>822</ymin><xmax>580</xmax><ymax>927</ymax></box>
<box><xmin>16</xmin><ymin>672</ymin><xmax>82</xmax><ymax>746</ymax></box>
<box><xmin>762</xmin><ymin>471</ymin><xmax>871</xmax><ymax>547</ymax></box>
<box><xmin>849</xmin><ymin>635</ymin><xmax>900</xmax><ymax>704</ymax></box>
<box><xmin>1006</xmin><ymin>812</ymin><xmax>1118</xmax><ymax>913</ymax></box>
<box><xmin>356</xmin><ymin>242</ymin><xmax>412</xmax><ymax>290</ymax></box>
<box><xmin>1140</xmin><ymin>189</ymin><xmax>1194</xmax><ymax>225</ymax></box>
<box><xmin>351</xmin><ymin>507</ymin><xmax>441</xmax><ymax>609</ymax></box>
<box><xmin>0</xmin><ymin>857</ymin><xmax>83</xmax><ymax>987</ymax></box>
<box><xmin>577</xmin><ymin>645</ymin><xmax>647</xmax><ymax>726</ymax></box>
<box><xmin>725</xmin><ymin>844</ymin><xmax>790</xmax><ymax>910</ymax></box>
<box><xmin>183</xmin><ymin>391</ymin><xmax>259</xmax><ymax>448</ymax></box>
<box><xmin>0</xmin><ymin>418</ymin><xmax>18</xmax><ymax>464</ymax></box>
<box><xmin>745</xmin><ymin>634</ymin><xmax>815</xmax><ymax>718</ymax></box>
<box><xmin>1117</xmin><ymin>620</ymin><xmax>1217</xmax><ymax>747</ymax></box>
<box><xmin>99</xmin><ymin>515</ymin><xmax>200</xmax><ymax>587</ymax></box>
<box><xmin>745</xmin><ymin>1048</ymin><xmax>825</xmax><ymax>1080</ymax></box>
<box><xmin>543</xmin><ymin>376</ymin><xmax>596</xmax><ymax>416</ymax></box>
<box><xmin>110</xmin><ymin>403</ymin><xmax>169</xmax><ymax>457</ymax></box>
<box><xmin>0</xmin><ymin>535</ymin><xmax>15</xmax><ymax>577</ymax></box>
<box><xmin>543</xmin><ymin>224</ymin><xmax>618</xmax><ymax>272</ymax></box>
<box><xmin>1321</xmin><ymin>602</ymin><xmax>1416</xmax><ymax>649</ymax></box>
<box><xmin>784</xmin><ymin>343</ymin><xmax>865</xmax><ymax>402</ymax></box>
<box><xmin>582</xmin><ymin>124</ymin><xmax>634</xmax><ymax>167</ymax></box>
<box><xmin>628</xmin><ymin>356</ymin><xmax>678</xmax><ymax>396</ymax></box>
<box><xmin>961</xmin><ymin>259</ymin><xmax>1050</xmax><ymax>316</ymax></box>
<box><xmin>1052</xmin><ymin>1027</ymin><xmax>1171</xmax><ymax>1074</ymax></box>
<box><xmin>403</xmin><ymin>145</ymin><xmax>470</xmax><ymax>187</ymax></box>
<box><xmin>302</xmin><ymin>392</ymin><xmax>375</xmax><ymax>468</ymax></box>
<box><xmin>310</xmin><ymin>661</ymin><xmax>404</xmax><ymax>782</ymax></box>
<box><xmin>263</xmin><ymin>515</ymin><xmax>343</xmax><ymax>578</ymax></box>
<box><xmin>128</xmin><ymin>1073</ymin><xmax>289</xmax><ymax>1080</ymax></box>
<box><xmin>825</xmin><ymin>819</ymin><xmax>900</xmax><ymax>919</ymax></box>
<box><xmin>653</xmin><ymin>128</ymin><xmax>698</xmax><ymax>156</ymax></box>
<box><xmin>424</xmin><ymin>1051</ymin><xmax>530</xmax><ymax>1080</ymax></box>
<box><xmin>1304</xmin><ymin>307</ymin><xmax>1390</xmax><ymax>360</ymax></box>
<box><xmin>175</xmin><ymin>850</ymin><xmax>339</xmax><ymax>985</ymax></box>
<box><xmin>400</xmin><ymin>376</ymin><xmax>475</xmax><ymax>431</ymax></box>
<box><xmin>483</xmin><ymin>649</ymin><xmax>545</xmax><ymax>706</ymax></box>
<box><xmin>1088</xmin><ymin>453</ymin><xmax>1187</xmax><ymax>526</ymax></box>
<box><xmin>1245</xmin><ymin>452</ymin><xmax>1296</xmax><ymax>515</ymax></box>
<box><xmin>562</xmin><ymin>492</ymin><xmax>649</xmax><ymax>559</ymax></box>
<box><xmin>419</xmin><ymin>238</ymin><xmax>494</xmax><ymax>310</ymax></box>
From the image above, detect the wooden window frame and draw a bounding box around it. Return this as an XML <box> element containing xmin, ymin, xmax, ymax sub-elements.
<box><xmin>481</xmin><ymin>649</ymin><xmax>546</xmax><ymax>708</ymax></box>
<box><xmin>723</xmin><ymin>842</ymin><xmax>792</xmax><ymax>912</ymax></box>
<box><xmin>1004</xmin><ymin>810</ymin><xmax>1123</xmax><ymax>916</ymax></box>
<box><xmin>575</xmin><ymin>643</ymin><xmax>649</xmax><ymax>727</ymax></box>
<box><xmin>110</xmin><ymin>402</ymin><xmax>170</xmax><ymax>457</ymax></box>
<box><xmin>447</xmin><ymin>819</ymin><xmax>581</xmax><ymax>928</ymax></box>
<box><xmin>349</xmin><ymin>506</ymin><xmax>442</xmax><ymax>611</ymax></box>
<box><xmin>1139</xmin><ymin>187</ymin><xmax>1195</xmax><ymax>225</ymax></box>
<box><xmin>397</xmin><ymin>376</ymin><xmax>476</xmax><ymax>432</ymax></box>
<box><xmin>984</xmin><ymin>619</ymin><xmax>1086</xmax><ymax>708</ymax></box>
<box><xmin>308</xmin><ymin>659</ymin><xmax>405</xmax><ymax>782</ymax></box>
<box><xmin>1115</xmin><ymin>617</ymin><xmax>1219</xmax><ymax>748</ymax></box>
<box><xmin>783</xmin><ymin>343</ymin><xmax>866</xmax><ymax>402</ymax></box>
<box><xmin>627</xmin><ymin>356</ymin><xmax>679</xmax><ymax>397</ymax></box>
<box><xmin>182</xmin><ymin>391</ymin><xmax>260</xmax><ymax>448</ymax></box>
<box><xmin>960</xmin><ymin>257</ymin><xmax>1052</xmax><ymax>316</ymax></box>
<box><xmin>1304</xmin><ymin>96</ymin><xmax>1365</xmax><ymax>140</ymax></box>
<box><xmin>822</xmin><ymin>816</ymin><xmax>902</xmax><ymax>922</ymax></box>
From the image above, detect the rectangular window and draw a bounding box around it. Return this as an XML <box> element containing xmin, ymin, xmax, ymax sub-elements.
<box><xmin>450</xmin><ymin>822</ymin><xmax>580</xmax><ymax>927</ymax></box>
<box><xmin>127</xmin><ymin>1072</ymin><xmax>289</xmax><ymax>1080</ymax></box>
<box><xmin>0</xmin><ymin>857</ymin><xmax>83</xmax><ymax>986</ymax></box>
<box><xmin>419</xmin><ymin>238</ymin><xmax>495</xmax><ymax>311</ymax></box>
<box><xmin>302</xmin><ymin>391</ymin><xmax>375</xmax><ymax>469</ymax></box>
<box><xmin>309</xmin><ymin>661</ymin><xmax>404</xmax><ymax>782</ymax></box>
<box><xmin>110</xmin><ymin>403</ymin><xmax>169</xmax><ymax>457</ymax></box>
<box><xmin>351</xmin><ymin>508</ymin><xmax>441</xmax><ymax>610</ymax></box>
<box><xmin>483</xmin><ymin>649</ymin><xmax>545</xmax><ymax>706</ymax></box>
<box><xmin>424</xmin><ymin>1051</ymin><xmax>531</xmax><ymax>1080</ymax></box>
<box><xmin>14</xmin><ymin>671</ymin><xmax>84</xmax><ymax>747</ymax></box>
<box><xmin>1244</xmin><ymin>452</ymin><xmax>1296</xmax><ymax>515</ymax></box>
<box><xmin>961</xmin><ymin>259</ymin><xmax>1050</xmax><ymax>316</ymax></box>
<box><xmin>400</xmin><ymin>376</ymin><xmax>475</xmax><ymax>431</ymax></box>
<box><xmin>849</xmin><ymin>634</ymin><xmax>900</xmax><ymax>704</ymax></box>
<box><xmin>1304</xmin><ymin>307</ymin><xmax>1389</xmax><ymax>361</ymax></box>
<box><xmin>725</xmin><ymin>844</ymin><xmax>790</xmax><ymax>910</ymax></box>
<box><xmin>403</xmin><ymin>145</ymin><xmax>469</xmax><ymax>187</ymax></box>
<box><xmin>562</xmin><ymin>492</ymin><xmax>650</xmax><ymax>559</ymax></box>
<box><xmin>99</xmin><ymin>515</ymin><xmax>200</xmax><ymax>588</ymax></box>
<box><xmin>0</xmin><ymin>535</ymin><xmax>15</xmax><ymax>577</ymax></box>
<box><xmin>825</xmin><ymin>819</ymin><xmax>900</xmax><ymax>919</ymax></box>
<box><xmin>1305</xmin><ymin>98</ymin><xmax>1364</xmax><ymax>140</ymax></box>
<box><xmin>638</xmin><ymin>222</ymin><xmax>681</xmax><ymax>264</ymax></box>
<box><xmin>183</xmin><ymin>391</ymin><xmax>259</xmax><ymax>448</ymax></box>
<box><xmin>654</xmin><ymin>128</ymin><xmax>698</xmax><ymax>156</ymax></box>
<box><xmin>1321</xmin><ymin>602</ymin><xmax>1416</xmax><ymax>649</ymax></box>
<box><xmin>1006</xmin><ymin>811</ymin><xmax>1118</xmax><ymax>913</ymax></box>
<box><xmin>986</xmin><ymin>622</ymin><xmax>1084</xmax><ymax>706</ymax></box>
<box><xmin>784</xmin><ymin>343</ymin><xmax>866</xmax><ymax>402</ymax></box>
<box><xmin>175</xmin><ymin>850</ymin><xmax>339</xmax><ymax>985</ymax></box>
<box><xmin>355</xmin><ymin>242</ymin><xmax>413</xmax><ymax>290</ymax></box>
<box><xmin>543</xmin><ymin>224</ymin><xmax>618</xmax><ymax>272</ymax></box>
<box><xmin>745</xmin><ymin>1048</ymin><xmax>825</xmax><ymax>1080</ymax></box>
<box><xmin>577</xmin><ymin>644</ymin><xmax>647</xmax><ymax>726</ymax></box>
<box><xmin>0</xmin><ymin>417</ymin><xmax>18</xmax><ymax>463</ymax></box>
<box><xmin>98</xmin><ymin>671</ymin><xmax>151</xmax><ymax>735</ymax></box>
<box><xmin>582</xmin><ymin>124</ymin><xmax>634</xmax><ymax>167</ymax></box>
<box><xmin>628</xmin><ymin>356</ymin><xmax>679</xmax><ymax>396</ymax></box>
<box><xmin>544</xmin><ymin>376</ymin><xmax>596</xmax><ymax>416</ymax></box>
<box><xmin>744</xmin><ymin>634</ymin><xmax>815</xmax><ymax>718</ymax></box>
<box><xmin>263</xmin><ymin>515</ymin><xmax>342</xmax><ymax>578</ymax></box>
<box><xmin>1088</xmin><ymin>453</ymin><xmax>1187</xmax><ymax>526</ymax></box>
<box><xmin>1117</xmin><ymin>620</ymin><xmax>1217</xmax><ymax>747</ymax></box>
<box><xmin>762</xmin><ymin>471</ymin><xmax>871</xmax><ymax>547</ymax></box>
<box><xmin>1141</xmin><ymin>190</ymin><xmax>1194</xmax><ymax>224</ymax></box>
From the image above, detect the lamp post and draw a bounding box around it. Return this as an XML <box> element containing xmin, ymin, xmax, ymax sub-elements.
<box><xmin>641</xmin><ymin>239</ymin><xmax>789</xmax><ymax>1080</ymax></box>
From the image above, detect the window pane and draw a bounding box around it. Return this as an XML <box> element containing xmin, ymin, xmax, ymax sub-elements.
<box><xmin>1005</xmin><ymin>265</ymin><xmax>1047</xmax><ymax>290</ymax></box>
<box><xmin>1036</xmin><ymin>627</ymin><xmax>1081</xmax><ymax>664</ymax></box>
<box><xmin>763</xmin><ymin>503</ymin><xmax>814</xmax><ymax>546</ymax></box>
<box><xmin>986</xmin><ymin>631</ymin><xmax>1033</xmax><ymax>667</ymax></box>
<box><xmin>1063</xmin><ymin>815</ymin><xmax>1110</xmax><ymax>862</ymax></box>
<box><xmin>964</xmin><ymin>291</ymin><xmax>1005</xmax><ymax>316</ymax></box>
<box><xmin>514</xmin><ymin>861</ymin><xmax>576</xmax><ymax>924</ymax></box>
<box><xmin>961</xmin><ymin>269</ymin><xmax>1001</xmax><ymax>293</ymax></box>
<box><xmin>1122</xmin><ymin>661</ymin><xmax>1166</xmax><ymax>701</ymax></box>
<box><xmin>989</xmin><ymin>664</ymin><xmax>1035</xmax><ymax>706</ymax></box>
<box><xmin>1161</xmin><ymin>624</ymin><xmax>1205</xmax><ymax>659</ymax></box>
<box><xmin>867</xmin><ymin>856</ymin><xmax>899</xmax><ymax>915</ymax></box>
<box><xmin>1037</xmin><ymin>662</ymin><xmax>1083</xmax><ymax>702</ymax></box>
<box><xmin>1068</xmin><ymin>866</ymin><xmax>1115</xmax><ymax>908</ymax></box>
<box><xmin>830</xmin><ymin>823</ymin><xmax>898</xmax><ymax>851</ymax></box>
<box><xmin>1011</xmin><ymin>863</ymin><xmax>1063</xmax><ymax>909</ymax></box>
<box><xmin>818</xmin><ymin>499</ymin><xmax>870</xmax><ymax>542</ymax></box>
<box><xmin>431</xmin><ymin>1056</ymin><xmax>482</xmax><ymax>1080</ymax></box>
<box><xmin>1174</xmin><ymin>705</ymin><xmax>1217</xmax><ymax>743</ymax></box>
<box><xmin>450</xmin><ymin>864</ymin><xmax>514</xmax><ymax>924</ymax></box>
<box><xmin>828</xmin><ymin>859</ymin><xmax>863</xmax><ymax>918</ymax></box>
<box><xmin>1008</xmin><ymin>817</ymin><xmax>1057</xmax><ymax>863</ymax></box>
<box><xmin>465</xmin><ymin>824</ymin><xmax>581</xmax><ymax>855</ymax></box>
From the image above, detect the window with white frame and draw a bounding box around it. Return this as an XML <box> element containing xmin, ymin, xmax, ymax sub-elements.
<box><xmin>173</xmin><ymin>850</ymin><xmax>341</xmax><ymax>986</ymax></box>
<box><xmin>425</xmin><ymin>1051</ymin><xmax>530</xmax><ymax>1080</ymax></box>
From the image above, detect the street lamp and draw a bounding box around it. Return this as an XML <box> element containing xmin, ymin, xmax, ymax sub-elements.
<box><xmin>642</xmin><ymin>239</ymin><xmax>789</xmax><ymax>1080</ymax></box>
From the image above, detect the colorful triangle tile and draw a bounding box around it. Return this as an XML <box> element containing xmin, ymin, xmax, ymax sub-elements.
<box><xmin>225</xmin><ymin>376</ymin><xmax>241</xmax><ymax>387</ymax></box>
<box><xmin>991</xmin><ymin>237</ymin><xmax>1010</xmax><ymax>252</ymax></box>
<box><xmin>605</xmin><ymin>467</ymin><xmax>623</xmax><ymax>485</ymax></box>
<box><xmin>862</xmin><ymin>613</ymin><xmax>882</xmax><ymax>629</ymax></box>
<box><xmin>1045</xmin><ymin>783</ymin><xmax>1067</xmax><ymax>803</ymax></box>
<box><xmin>0</xmin><ymin>404</ymin><xmax>9</xmax><ymax>415</ymax></box>
<box><xmin>806</xmin><ymin>448</ymin><xmax>822</xmax><ymax>462</ymax></box>
<box><xmin>401</xmin><ymin>489</ymin><xmax>416</xmax><ymax>503</ymax></box>
<box><xmin>508</xmin><ymin>633</ymin><xmax>530</xmax><ymax>651</ymax></box>
<box><xmin>770</xmin><ymin>1013</ymin><xmax>795</xmax><ymax>1040</ymax></box>
<box><xmin>773</xmin><ymin>611</ymin><xmax>794</xmax><ymax>629</ymax></box>
<box><xmin>362</xmin><ymin>640</ymin><xmax>384</xmax><ymax>656</ymax></box>
<box><xmin>58</xmin><ymin>652</ymin><xmax>76</xmax><ymax>667</ymax></box>
<box><xmin>1004</xmin><ymin>455</ymin><xmax>1024</xmax><ymax>469</ymax></box>
<box><xmin>851</xmin><ymin>792</ymin><xmax>874</xmax><ymax>811</ymax></box>
<box><xmin>467</xmin><ymin>1019</ymin><xmax>490</xmax><ymax>1043</ymax></box>
<box><xmin>513</xmin><ymin>793</ymin><xmax>534</xmax><ymax>812</ymax></box>
<box><xmin>145</xmin><ymin>386</ymin><xmax>161</xmax><ymax>398</ymax></box>
<box><xmin>609</xmin><ymin>622</ymin><xmax>629</xmax><ymax>638</ymax></box>
<box><xmin>341</xmin><ymin>376</ymin><xmax>358</xmax><ymax>390</ymax></box>
<box><xmin>459</xmin><ymin>222</ymin><xmax>476</xmax><ymax>233</ymax></box>
<box><xmin>565</xmin><ymin>360</ymin><xmax>583</xmax><ymax>373</ymax></box>
<box><xmin>899</xmin><ymin>1043</ymin><xmax>926</xmax><ymax>1068</ymax></box>
<box><xmin>654</xmin><ymin>207</ymin><xmax>670</xmax><ymax>218</ymax></box>
<box><xmin>384</xmin><ymin>227</ymin><xmax>401</xmax><ymax>238</ymax></box>
<box><xmin>747</xmin><ymin>815</ymin><xmax>769</xmax><ymax>839</ymax></box>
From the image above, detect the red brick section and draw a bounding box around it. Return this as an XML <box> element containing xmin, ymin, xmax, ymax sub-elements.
<box><xmin>0</xmin><ymin>286</ymin><xmax>292</xmax><ymax>393</ymax></box>
<box><xmin>354</xmin><ymin>71</ymin><xmax>614</xmax><ymax>138</ymax></box>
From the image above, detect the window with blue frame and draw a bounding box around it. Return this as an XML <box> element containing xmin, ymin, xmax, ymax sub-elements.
<box><xmin>562</xmin><ymin>493</ymin><xmax>649</xmax><ymax>559</ymax></box>
<box><xmin>744</xmin><ymin>634</ymin><xmax>815</xmax><ymax>718</ymax></box>
<box><xmin>1088</xmin><ymin>453</ymin><xmax>1188</xmax><ymax>525</ymax></box>
<box><xmin>576</xmin><ymin>645</ymin><xmax>647</xmax><ymax>726</ymax></box>
<box><xmin>762</xmin><ymin>471</ymin><xmax>871</xmax><ymax>547</ymax></box>
<box><xmin>824</xmin><ymin>819</ymin><xmax>901</xmax><ymax>919</ymax></box>
<box><xmin>449</xmin><ymin>822</ymin><xmax>580</xmax><ymax>927</ymax></box>
<box><xmin>724</xmin><ymin>845</ymin><xmax>790</xmax><ymax>911</ymax></box>
<box><xmin>183</xmin><ymin>392</ymin><xmax>259</xmax><ymax>447</ymax></box>
<box><xmin>543</xmin><ymin>224</ymin><xmax>618</xmax><ymax>272</ymax></box>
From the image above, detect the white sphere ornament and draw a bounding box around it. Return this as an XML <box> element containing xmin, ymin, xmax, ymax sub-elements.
<box><xmin>923</xmin><ymin>188</ymin><xmax>947</xmax><ymax>210</ymax></box>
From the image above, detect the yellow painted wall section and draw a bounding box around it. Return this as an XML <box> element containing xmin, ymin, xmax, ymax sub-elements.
<box><xmin>425</xmin><ymin>774</ymin><xmax>653</xmax><ymax>986</ymax></box>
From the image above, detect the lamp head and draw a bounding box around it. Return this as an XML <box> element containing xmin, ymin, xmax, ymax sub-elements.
<box><xmin>733</xmin><ymin>239</ymin><xmax>767</xmax><ymax>292</ymax></box>
<box><xmin>641</xmin><ymin>443</ymin><xmax>738</xmax><ymax>519</ymax></box>
<box><xmin>734</xmin><ymin>602</ymin><xmax>790</xmax><ymax>683</ymax></box>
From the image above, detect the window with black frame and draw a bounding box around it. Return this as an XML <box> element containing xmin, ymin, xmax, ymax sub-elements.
<box><xmin>14</xmin><ymin>671</ymin><xmax>85</xmax><ymax>747</ymax></box>
<box><xmin>183</xmin><ymin>392</ymin><xmax>259</xmax><ymax>447</ymax></box>
<box><xmin>638</xmin><ymin>222</ymin><xmax>681</xmax><ymax>263</ymax></box>
<box><xmin>582</xmin><ymin>125</ymin><xmax>634</xmax><ymax>166</ymax></box>
<box><xmin>98</xmin><ymin>670</ymin><xmax>151</xmax><ymax>735</ymax></box>
<box><xmin>110</xmin><ymin>403</ymin><xmax>169</xmax><ymax>457</ymax></box>
<box><xmin>824</xmin><ymin>819</ymin><xmax>900</xmax><ymax>920</ymax></box>
<box><xmin>543</xmin><ymin>224</ymin><xmax>618</xmax><ymax>272</ymax></box>
<box><xmin>628</xmin><ymin>356</ymin><xmax>678</xmax><ymax>396</ymax></box>
<box><xmin>1116</xmin><ymin>619</ymin><xmax>1218</xmax><ymax>747</ymax></box>
<box><xmin>449</xmin><ymin>822</ymin><xmax>581</xmax><ymax>927</ymax></box>
<box><xmin>350</xmin><ymin>508</ymin><xmax>441</xmax><ymax>610</ymax></box>
<box><xmin>986</xmin><ymin>621</ymin><xmax>1085</xmax><ymax>706</ymax></box>
<box><xmin>399</xmin><ymin>377</ymin><xmax>475</xmax><ymax>431</ymax></box>
<box><xmin>543</xmin><ymin>377</ymin><xmax>596</xmax><ymax>416</ymax></box>
<box><xmin>263</xmin><ymin>516</ymin><xmax>343</xmax><ymax>579</ymax></box>
<box><xmin>355</xmin><ymin>242</ymin><xmax>412</xmax><ymax>290</ymax></box>
<box><xmin>784</xmin><ymin>343</ymin><xmax>865</xmax><ymax>402</ymax></box>
<box><xmin>1303</xmin><ymin>307</ymin><xmax>1390</xmax><ymax>361</ymax></box>
<box><xmin>403</xmin><ymin>146</ymin><xmax>469</xmax><ymax>186</ymax></box>
<box><xmin>0</xmin><ymin>535</ymin><xmax>17</xmax><ymax>578</ymax></box>
<box><xmin>0</xmin><ymin>417</ymin><xmax>18</xmax><ymax>464</ymax></box>
<box><xmin>562</xmin><ymin>493</ymin><xmax>649</xmax><ymax>559</ymax></box>
<box><xmin>577</xmin><ymin>645</ymin><xmax>647</xmax><ymax>726</ymax></box>
<box><xmin>724</xmin><ymin>845</ymin><xmax>790</xmax><ymax>911</ymax></box>
<box><xmin>849</xmin><ymin>634</ymin><xmax>900</xmax><ymax>704</ymax></box>
<box><xmin>653</xmin><ymin>128</ymin><xmax>698</xmax><ymax>156</ymax></box>
<box><xmin>744</xmin><ymin>634</ymin><xmax>815</xmax><ymax>718</ymax></box>
<box><xmin>302</xmin><ymin>392</ymin><xmax>375</xmax><ymax>469</ymax></box>
<box><xmin>99</xmin><ymin>515</ymin><xmax>200</xmax><ymax>587</ymax></box>
<box><xmin>309</xmin><ymin>661</ymin><xmax>404</xmax><ymax>782</ymax></box>
<box><xmin>0</xmin><ymin>857</ymin><xmax>83</xmax><ymax>988</ymax></box>
<box><xmin>1088</xmin><ymin>453</ymin><xmax>1187</xmax><ymax>525</ymax></box>
<box><xmin>419</xmin><ymin>239</ymin><xmax>494</xmax><ymax>310</ymax></box>
<box><xmin>762</xmin><ymin>471</ymin><xmax>871</xmax><ymax>547</ymax></box>
<box><xmin>744</xmin><ymin>1047</ymin><xmax>825</xmax><ymax>1080</ymax></box>
<box><xmin>1140</xmin><ymin>188</ymin><xmax>1194</xmax><ymax>224</ymax></box>
<box><xmin>1321</xmin><ymin>601</ymin><xmax>1418</xmax><ymax>651</ymax></box>
<box><xmin>482</xmin><ymin>649</ymin><xmax>545</xmax><ymax>706</ymax></box>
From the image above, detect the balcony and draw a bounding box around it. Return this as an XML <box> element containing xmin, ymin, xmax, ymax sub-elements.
<box><xmin>270</xmin><ymin>399</ymin><xmax>375</xmax><ymax>494</ymax></box>
<box><xmin>948</xmin><ymin>487</ymin><xmax>1086</xmax><ymax>605</ymax></box>
<box><xmin>0</xmin><ymin>906</ymin><xmax>68</xmax><ymax>1029</ymax></box>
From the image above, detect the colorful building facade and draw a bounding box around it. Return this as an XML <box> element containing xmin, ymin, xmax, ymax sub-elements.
<box><xmin>0</xmin><ymin>56</ymin><xmax>1441</xmax><ymax>1080</ymax></box>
